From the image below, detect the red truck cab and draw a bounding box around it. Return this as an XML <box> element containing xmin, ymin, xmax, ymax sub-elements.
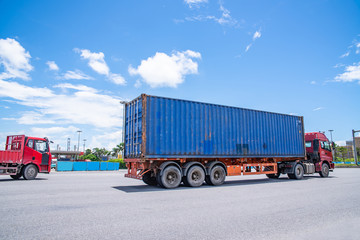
<box><xmin>0</xmin><ymin>135</ymin><xmax>52</xmax><ymax>180</ymax></box>
<box><xmin>305</xmin><ymin>132</ymin><xmax>335</xmax><ymax>177</ymax></box>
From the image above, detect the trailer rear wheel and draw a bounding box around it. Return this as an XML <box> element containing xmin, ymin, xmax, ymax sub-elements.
<box><xmin>142</xmin><ymin>171</ymin><xmax>157</xmax><ymax>186</ymax></box>
<box><xmin>184</xmin><ymin>165</ymin><xmax>205</xmax><ymax>187</ymax></box>
<box><xmin>319</xmin><ymin>163</ymin><xmax>329</xmax><ymax>178</ymax></box>
<box><xmin>10</xmin><ymin>172</ymin><xmax>22</xmax><ymax>180</ymax></box>
<box><xmin>206</xmin><ymin>165</ymin><xmax>226</xmax><ymax>186</ymax></box>
<box><xmin>160</xmin><ymin>166</ymin><xmax>182</xmax><ymax>189</ymax></box>
<box><xmin>22</xmin><ymin>164</ymin><xmax>38</xmax><ymax>180</ymax></box>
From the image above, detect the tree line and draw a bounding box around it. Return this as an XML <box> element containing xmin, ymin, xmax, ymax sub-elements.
<box><xmin>80</xmin><ymin>143</ymin><xmax>124</xmax><ymax>161</ymax></box>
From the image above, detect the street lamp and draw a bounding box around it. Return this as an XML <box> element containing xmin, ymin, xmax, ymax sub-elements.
<box><xmin>120</xmin><ymin>101</ymin><xmax>128</xmax><ymax>158</ymax></box>
<box><xmin>328</xmin><ymin>130</ymin><xmax>334</xmax><ymax>143</ymax></box>
<box><xmin>352</xmin><ymin>129</ymin><xmax>360</xmax><ymax>166</ymax></box>
<box><xmin>83</xmin><ymin>139</ymin><xmax>87</xmax><ymax>152</ymax></box>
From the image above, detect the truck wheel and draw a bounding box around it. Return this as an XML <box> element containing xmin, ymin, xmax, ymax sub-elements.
<box><xmin>160</xmin><ymin>166</ymin><xmax>182</xmax><ymax>189</ymax></box>
<box><xmin>319</xmin><ymin>163</ymin><xmax>329</xmax><ymax>178</ymax></box>
<box><xmin>10</xmin><ymin>172</ymin><xmax>22</xmax><ymax>180</ymax></box>
<box><xmin>291</xmin><ymin>164</ymin><xmax>304</xmax><ymax>180</ymax></box>
<box><xmin>266</xmin><ymin>173</ymin><xmax>280</xmax><ymax>179</ymax></box>
<box><xmin>142</xmin><ymin>171</ymin><xmax>157</xmax><ymax>186</ymax></box>
<box><xmin>184</xmin><ymin>165</ymin><xmax>205</xmax><ymax>187</ymax></box>
<box><xmin>22</xmin><ymin>164</ymin><xmax>38</xmax><ymax>180</ymax></box>
<box><xmin>206</xmin><ymin>165</ymin><xmax>226</xmax><ymax>186</ymax></box>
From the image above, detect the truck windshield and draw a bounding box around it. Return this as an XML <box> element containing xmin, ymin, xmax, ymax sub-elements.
<box><xmin>305</xmin><ymin>141</ymin><xmax>312</xmax><ymax>148</ymax></box>
<box><xmin>35</xmin><ymin>140</ymin><xmax>48</xmax><ymax>153</ymax></box>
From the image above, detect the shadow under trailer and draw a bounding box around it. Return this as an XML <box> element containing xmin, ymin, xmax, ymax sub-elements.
<box><xmin>124</xmin><ymin>94</ymin><xmax>334</xmax><ymax>189</ymax></box>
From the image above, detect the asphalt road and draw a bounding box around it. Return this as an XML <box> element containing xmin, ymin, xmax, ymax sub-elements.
<box><xmin>0</xmin><ymin>168</ymin><xmax>359</xmax><ymax>240</ymax></box>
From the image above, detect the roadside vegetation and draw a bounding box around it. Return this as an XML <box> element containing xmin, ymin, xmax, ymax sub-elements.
<box><xmin>79</xmin><ymin>143</ymin><xmax>126</xmax><ymax>168</ymax></box>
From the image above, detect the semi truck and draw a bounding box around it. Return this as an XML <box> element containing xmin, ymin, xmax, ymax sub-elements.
<box><xmin>0</xmin><ymin>135</ymin><xmax>52</xmax><ymax>180</ymax></box>
<box><xmin>123</xmin><ymin>94</ymin><xmax>334</xmax><ymax>189</ymax></box>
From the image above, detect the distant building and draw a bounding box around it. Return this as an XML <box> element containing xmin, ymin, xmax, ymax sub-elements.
<box><xmin>344</xmin><ymin>137</ymin><xmax>360</xmax><ymax>158</ymax></box>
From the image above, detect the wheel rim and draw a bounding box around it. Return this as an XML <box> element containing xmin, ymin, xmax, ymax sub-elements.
<box><xmin>27</xmin><ymin>167</ymin><xmax>36</xmax><ymax>178</ymax></box>
<box><xmin>166</xmin><ymin>172</ymin><xmax>177</xmax><ymax>185</ymax></box>
<box><xmin>296</xmin><ymin>167</ymin><xmax>301</xmax><ymax>175</ymax></box>
<box><xmin>323</xmin><ymin>165</ymin><xmax>329</xmax><ymax>175</ymax></box>
<box><xmin>214</xmin><ymin>170</ymin><xmax>220</xmax><ymax>180</ymax></box>
<box><xmin>191</xmin><ymin>171</ymin><xmax>200</xmax><ymax>181</ymax></box>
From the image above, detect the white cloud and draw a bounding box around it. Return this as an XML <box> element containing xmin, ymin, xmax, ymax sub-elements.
<box><xmin>335</xmin><ymin>140</ymin><xmax>346</xmax><ymax>146</ymax></box>
<box><xmin>3</xmin><ymin>111</ymin><xmax>56</xmax><ymax>125</ymax></box>
<box><xmin>76</xmin><ymin>49</ymin><xmax>109</xmax><ymax>75</ymax></box>
<box><xmin>184</xmin><ymin>0</ymin><xmax>208</xmax><ymax>8</ymax></box>
<box><xmin>185</xmin><ymin>2</ymin><xmax>238</xmax><ymax>27</ymax></box>
<box><xmin>61</xmin><ymin>70</ymin><xmax>93</xmax><ymax>80</ymax></box>
<box><xmin>46</xmin><ymin>61</ymin><xmax>59</xmax><ymax>71</ymax></box>
<box><xmin>134</xmin><ymin>79</ymin><xmax>142</xmax><ymax>88</ymax></box>
<box><xmin>0</xmin><ymin>79</ymin><xmax>54</xmax><ymax>101</ymax></box>
<box><xmin>129</xmin><ymin>50</ymin><xmax>201</xmax><ymax>88</ymax></box>
<box><xmin>253</xmin><ymin>30</ymin><xmax>261</xmax><ymax>40</ymax></box>
<box><xmin>75</xmin><ymin>48</ymin><xmax>126</xmax><ymax>85</ymax></box>
<box><xmin>244</xmin><ymin>29</ymin><xmax>262</xmax><ymax>53</ymax></box>
<box><xmin>313</xmin><ymin>107</ymin><xmax>324</xmax><ymax>111</ymax></box>
<box><xmin>90</xmin><ymin>130</ymin><xmax>122</xmax><ymax>150</ymax></box>
<box><xmin>0</xmin><ymin>81</ymin><xmax>123</xmax><ymax>128</ymax></box>
<box><xmin>0</xmin><ymin>38</ymin><xmax>33</xmax><ymax>80</ymax></box>
<box><xmin>109</xmin><ymin>73</ymin><xmax>126</xmax><ymax>85</ymax></box>
<box><xmin>340</xmin><ymin>51</ymin><xmax>350</xmax><ymax>58</ymax></box>
<box><xmin>310</xmin><ymin>81</ymin><xmax>316</xmax><ymax>85</ymax></box>
<box><xmin>30</xmin><ymin>126</ymin><xmax>79</xmax><ymax>139</ymax></box>
<box><xmin>356</xmin><ymin>43</ymin><xmax>360</xmax><ymax>54</ymax></box>
<box><xmin>335</xmin><ymin>63</ymin><xmax>360</xmax><ymax>84</ymax></box>
<box><xmin>54</xmin><ymin>83</ymin><xmax>97</xmax><ymax>93</ymax></box>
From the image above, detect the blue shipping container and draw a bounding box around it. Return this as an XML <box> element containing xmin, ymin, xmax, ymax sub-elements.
<box><xmin>124</xmin><ymin>94</ymin><xmax>305</xmax><ymax>159</ymax></box>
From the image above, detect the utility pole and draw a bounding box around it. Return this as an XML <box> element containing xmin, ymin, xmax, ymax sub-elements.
<box><xmin>352</xmin><ymin>129</ymin><xmax>360</xmax><ymax>166</ymax></box>
<box><xmin>120</xmin><ymin>101</ymin><xmax>128</xmax><ymax>159</ymax></box>
<box><xmin>328</xmin><ymin>130</ymin><xmax>334</xmax><ymax>161</ymax></box>
<box><xmin>77</xmin><ymin>130</ymin><xmax>82</xmax><ymax>160</ymax></box>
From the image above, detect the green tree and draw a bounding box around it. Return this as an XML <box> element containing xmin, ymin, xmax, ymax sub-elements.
<box><xmin>336</xmin><ymin>146</ymin><xmax>348</xmax><ymax>163</ymax></box>
<box><xmin>112</xmin><ymin>143</ymin><xmax>124</xmax><ymax>157</ymax></box>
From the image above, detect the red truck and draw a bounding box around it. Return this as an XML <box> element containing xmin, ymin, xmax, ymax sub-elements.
<box><xmin>0</xmin><ymin>135</ymin><xmax>52</xmax><ymax>180</ymax></box>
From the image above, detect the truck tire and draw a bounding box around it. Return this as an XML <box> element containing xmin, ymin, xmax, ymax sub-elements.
<box><xmin>266</xmin><ymin>173</ymin><xmax>280</xmax><ymax>179</ymax></box>
<box><xmin>319</xmin><ymin>163</ymin><xmax>329</xmax><ymax>178</ymax></box>
<box><xmin>22</xmin><ymin>164</ymin><xmax>38</xmax><ymax>180</ymax></box>
<box><xmin>206</xmin><ymin>165</ymin><xmax>226</xmax><ymax>186</ymax></box>
<box><xmin>160</xmin><ymin>166</ymin><xmax>182</xmax><ymax>189</ymax></box>
<box><xmin>10</xmin><ymin>172</ymin><xmax>22</xmax><ymax>180</ymax></box>
<box><xmin>142</xmin><ymin>171</ymin><xmax>157</xmax><ymax>186</ymax></box>
<box><xmin>184</xmin><ymin>165</ymin><xmax>205</xmax><ymax>187</ymax></box>
<box><xmin>288</xmin><ymin>164</ymin><xmax>304</xmax><ymax>180</ymax></box>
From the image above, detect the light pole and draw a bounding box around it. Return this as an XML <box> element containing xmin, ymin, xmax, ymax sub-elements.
<box><xmin>77</xmin><ymin>130</ymin><xmax>82</xmax><ymax>160</ymax></box>
<box><xmin>83</xmin><ymin>139</ymin><xmax>86</xmax><ymax>152</ymax></box>
<box><xmin>120</xmin><ymin>101</ymin><xmax>128</xmax><ymax>158</ymax></box>
<box><xmin>352</xmin><ymin>129</ymin><xmax>360</xmax><ymax>166</ymax></box>
<box><xmin>328</xmin><ymin>130</ymin><xmax>334</xmax><ymax>161</ymax></box>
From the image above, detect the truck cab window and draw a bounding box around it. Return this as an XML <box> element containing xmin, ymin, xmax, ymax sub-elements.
<box><xmin>305</xmin><ymin>142</ymin><xmax>312</xmax><ymax>148</ymax></box>
<box><xmin>321</xmin><ymin>141</ymin><xmax>331</xmax><ymax>152</ymax></box>
<box><xmin>27</xmin><ymin>139</ymin><xmax>34</xmax><ymax>149</ymax></box>
<box><xmin>34</xmin><ymin>140</ymin><xmax>48</xmax><ymax>153</ymax></box>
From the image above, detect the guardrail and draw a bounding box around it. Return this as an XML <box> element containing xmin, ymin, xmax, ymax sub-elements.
<box><xmin>333</xmin><ymin>162</ymin><xmax>356</xmax><ymax>164</ymax></box>
<box><xmin>56</xmin><ymin>161</ymin><xmax>120</xmax><ymax>171</ymax></box>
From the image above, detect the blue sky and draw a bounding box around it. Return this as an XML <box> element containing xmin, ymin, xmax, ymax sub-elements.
<box><xmin>0</xmin><ymin>0</ymin><xmax>359</xmax><ymax>151</ymax></box>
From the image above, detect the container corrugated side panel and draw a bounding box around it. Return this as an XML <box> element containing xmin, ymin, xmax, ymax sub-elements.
<box><xmin>144</xmin><ymin>95</ymin><xmax>305</xmax><ymax>158</ymax></box>
<box><xmin>124</xmin><ymin>96</ymin><xmax>143</xmax><ymax>158</ymax></box>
